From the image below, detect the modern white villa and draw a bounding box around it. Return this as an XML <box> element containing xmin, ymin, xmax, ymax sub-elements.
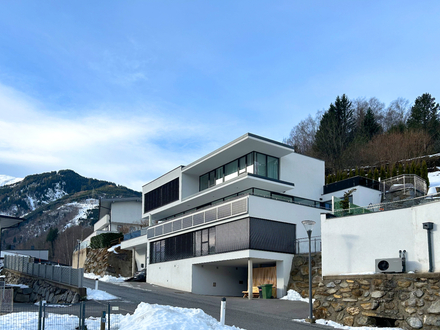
<box><xmin>82</xmin><ymin>197</ymin><xmax>143</xmax><ymax>248</ymax></box>
<box><xmin>120</xmin><ymin>133</ymin><xmax>386</xmax><ymax>297</ymax></box>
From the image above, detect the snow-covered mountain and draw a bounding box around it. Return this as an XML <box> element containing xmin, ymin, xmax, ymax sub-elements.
<box><xmin>0</xmin><ymin>169</ymin><xmax>141</xmax><ymax>256</ymax></box>
<box><xmin>0</xmin><ymin>175</ymin><xmax>23</xmax><ymax>187</ymax></box>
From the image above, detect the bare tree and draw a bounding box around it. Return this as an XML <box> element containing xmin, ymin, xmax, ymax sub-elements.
<box><xmin>284</xmin><ymin>111</ymin><xmax>321</xmax><ymax>155</ymax></box>
<box><xmin>382</xmin><ymin>97</ymin><xmax>410</xmax><ymax>132</ymax></box>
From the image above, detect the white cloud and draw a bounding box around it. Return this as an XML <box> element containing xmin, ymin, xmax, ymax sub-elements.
<box><xmin>0</xmin><ymin>83</ymin><xmax>212</xmax><ymax>190</ymax></box>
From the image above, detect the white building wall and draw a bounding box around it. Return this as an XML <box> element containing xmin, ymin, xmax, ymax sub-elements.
<box><xmin>322</xmin><ymin>201</ymin><xmax>440</xmax><ymax>276</ymax></box>
<box><xmin>248</xmin><ymin>195</ymin><xmax>326</xmax><ymax>238</ymax></box>
<box><xmin>280</xmin><ymin>153</ymin><xmax>325</xmax><ymax>201</ymax></box>
<box><xmin>321</xmin><ymin>186</ymin><xmax>382</xmax><ymax>207</ymax></box>
<box><xmin>111</xmin><ymin>201</ymin><xmax>142</xmax><ymax>224</ymax></box>
<box><xmin>133</xmin><ymin>247</ymin><xmax>147</xmax><ymax>271</ymax></box>
<box><xmin>147</xmin><ymin>259</ymin><xmax>193</xmax><ymax>292</ymax></box>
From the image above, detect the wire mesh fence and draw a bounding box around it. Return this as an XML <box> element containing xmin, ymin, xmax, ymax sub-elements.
<box><xmin>0</xmin><ymin>300</ymin><xmax>122</xmax><ymax>330</ymax></box>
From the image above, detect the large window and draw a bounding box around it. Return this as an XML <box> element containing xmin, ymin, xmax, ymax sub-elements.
<box><xmin>199</xmin><ymin>152</ymin><xmax>279</xmax><ymax>191</ymax></box>
<box><xmin>144</xmin><ymin>178</ymin><xmax>179</xmax><ymax>213</ymax></box>
<box><xmin>149</xmin><ymin>218</ymin><xmax>295</xmax><ymax>264</ymax></box>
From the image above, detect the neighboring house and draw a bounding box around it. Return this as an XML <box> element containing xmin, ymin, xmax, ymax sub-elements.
<box><xmin>321</xmin><ymin>186</ymin><xmax>438</xmax><ymax>276</ymax></box>
<box><xmin>122</xmin><ymin>133</ymin><xmax>347</xmax><ymax>297</ymax></box>
<box><xmin>82</xmin><ymin>197</ymin><xmax>143</xmax><ymax>248</ymax></box>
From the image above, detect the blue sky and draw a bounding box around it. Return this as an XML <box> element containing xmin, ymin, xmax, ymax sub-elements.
<box><xmin>0</xmin><ymin>1</ymin><xmax>439</xmax><ymax>190</ymax></box>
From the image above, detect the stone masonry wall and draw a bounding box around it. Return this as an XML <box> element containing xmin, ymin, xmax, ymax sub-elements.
<box><xmin>287</xmin><ymin>253</ymin><xmax>440</xmax><ymax>329</ymax></box>
<box><xmin>83</xmin><ymin>247</ymin><xmax>132</xmax><ymax>277</ymax></box>
<box><xmin>2</xmin><ymin>269</ymin><xmax>86</xmax><ymax>304</ymax></box>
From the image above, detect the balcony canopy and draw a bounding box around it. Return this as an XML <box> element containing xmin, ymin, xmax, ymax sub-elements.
<box><xmin>182</xmin><ymin>133</ymin><xmax>295</xmax><ymax>176</ymax></box>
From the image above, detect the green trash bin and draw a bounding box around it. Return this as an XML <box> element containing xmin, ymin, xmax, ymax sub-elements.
<box><xmin>261</xmin><ymin>284</ymin><xmax>273</xmax><ymax>299</ymax></box>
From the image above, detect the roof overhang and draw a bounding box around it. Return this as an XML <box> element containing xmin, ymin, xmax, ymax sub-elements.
<box><xmin>99</xmin><ymin>197</ymin><xmax>142</xmax><ymax>219</ymax></box>
<box><xmin>182</xmin><ymin>133</ymin><xmax>295</xmax><ymax>176</ymax></box>
<box><xmin>0</xmin><ymin>215</ymin><xmax>24</xmax><ymax>229</ymax></box>
<box><xmin>149</xmin><ymin>173</ymin><xmax>294</xmax><ymax>221</ymax></box>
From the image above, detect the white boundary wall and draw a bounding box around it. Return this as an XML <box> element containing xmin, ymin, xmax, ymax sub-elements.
<box><xmin>322</xmin><ymin>201</ymin><xmax>440</xmax><ymax>276</ymax></box>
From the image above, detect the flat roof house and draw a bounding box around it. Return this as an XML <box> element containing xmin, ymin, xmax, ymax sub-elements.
<box><xmin>121</xmin><ymin>133</ymin><xmax>337</xmax><ymax>297</ymax></box>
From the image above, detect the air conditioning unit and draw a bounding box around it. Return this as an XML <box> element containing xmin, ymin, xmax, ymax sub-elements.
<box><xmin>375</xmin><ymin>258</ymin><xmax>403</xmax><ymax>273</ymax></box>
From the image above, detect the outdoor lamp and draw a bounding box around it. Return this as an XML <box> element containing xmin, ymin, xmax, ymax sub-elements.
<box><xmin>301</xmin><ymin>220</ymin><xmax>316</xmax><ymax>323</ymax></box>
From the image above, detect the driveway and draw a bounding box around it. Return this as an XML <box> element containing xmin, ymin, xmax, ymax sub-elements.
<box><xmin>84</xmin><ymin>278</ymin><xmax>332</xmax><ymax>330</ymax></box>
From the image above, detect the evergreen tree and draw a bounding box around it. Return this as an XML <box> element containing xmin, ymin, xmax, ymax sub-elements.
<box><xmin>373</xmin><ymin>168</ymin><xmax>379</xmax><ymax>180</ymax></box>
<box><xmin>398</xmin><ymin>163</ymin><xmax>404</xmax><ymax>175</ymax></box>
<box><xmin>355</xmin><ymin>167</ymin><xmax>359</xmax><ymax>176</ymax></box>
<box><xmin>380</xmin><ymin>166</ymin><xmax>386</xmax><ymax>180</ymax></box>
<box><xmin>314</xmin><ymin>94</ymin><xmax>355</xmax><ymax>171</ymax></box>
<box><xmin>46</xmin><ymin>227</ymin><xmax>58</xmax><ymax>257</ymax></box>
<box><xmin>421</xmin><ymin>160</ymin><xmax>429</xmax><ymax>186</ymax></box>
<box><xmin>361</xmin><ymin>108</ymin><xmax>382</xmax><ymax>141</ymax></box>
<box><xmin>391</xmin><ymin>164</ymin><xmax>397</xmax><ymax>177</ymax></box>
<box><xmin>407</xmin><ymin>93</ymin><xmax>440</xmax><ymax>141</ymax></box>
<box><xmin>360</xmin><ymin>168</ymin><xmax>365</xmax><ymax>177</ymax></box>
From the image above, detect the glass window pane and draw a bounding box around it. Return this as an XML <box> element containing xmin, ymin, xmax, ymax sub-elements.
<box><xmin>195</xmin><ymin>231</ymin><xmax>201</xmax><ymax>257</ymax></box>
<box><xmin>209</xmin><ymin>170</ymin><xmax>216</xmax><ymax>187</ymax></box>
<box><xmin>267</xmin><ymin>156</ymin><xmax>279</xmax><ymax>179</ymax></box>
<box><xmin>202</xmin><ymin>229</ymin><xmax>209</xmax><ymax>242</ymax></box>
<box><xmin>216</xmin><ymin>167</ymin><xmax>223</xmax><ymax>185</ymax></box>
<box><xmin>202</xmin><ymin>242</ymin><xmax>209</xmax><ymax>256</ymax></box>
<box><xmin>256</xmin><ymin>153</ymin><xmax>267</xmax><ymax>176</ymax></box>
<box><xmin>199</xmin><ymin>173</ymin><xmax>209</xmax><ymax>191</ymax></box>
<box><xmin>225</xmin><ymin>160</ymin><xmax>238</xmax><ymax>180</ymax></box>
<box><xmin>246</xmin><ymin>153</ymin><xmax>254</xmax><ymax>173</ymax></box>
<box><xmin>209</xmin><ymin>227</ymin><xmax>215</xmax><ymax>254</ymax></box>
<box><xmin>239</xmin><ymin>156</ymin><xmax>246</xmax><ymax>174</ymax></box>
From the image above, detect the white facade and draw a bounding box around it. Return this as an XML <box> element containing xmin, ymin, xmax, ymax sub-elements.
<box><xmin>122</xmin><ymin>133</ymin><xmax>332</xmax><ymax>297</ymax></box>
<box><xmin>94</xmin><ymin>198</ymin><xmax>142</xmax><ymax>232</ymax></box>
<box><xmin>322</xmin><ymin>200</ymin><xmax>440</xmax><ymax>276</ymax></box>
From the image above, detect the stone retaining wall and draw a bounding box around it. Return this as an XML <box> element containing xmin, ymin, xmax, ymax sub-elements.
<box><xmin>83</xmin><ymin>247</ymin><xmax>132</xmax><ymax>277</ymax></box>
<box><xmin>2</xmin><ymin>269</ymin><xmax>86</xmax><ymax>304</ymax></box>
<box><xmin>287</xmin><ymin>253</ymin><xmax>440</xmax><ymax>329</ymax></box>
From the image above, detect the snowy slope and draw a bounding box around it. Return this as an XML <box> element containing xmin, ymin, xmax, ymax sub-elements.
<box><xmin>0</xmin><ymin>174</ymin><xmax>23</xmax><ymax>187</ymax></box>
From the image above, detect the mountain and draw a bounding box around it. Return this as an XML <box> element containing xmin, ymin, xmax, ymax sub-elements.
<box><xmin>0</xmin><ymin>169</ymin><xmax>141</xmax><ymax>263</ymax></box>
<box><xmin>0</xmin><ymin>175</ymin><xmax>23</xmax><ymax>187</ymax></box>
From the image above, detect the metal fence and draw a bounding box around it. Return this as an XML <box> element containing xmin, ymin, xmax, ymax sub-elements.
<box><xmin>295</xmin><ymin>236</ymin><xmax>321</xmax><ymax>254</ymax></box>
<box><xmin>332</xmin><ymin>192</ymin><xmax>440</xmax><ymax>217</ymax></box>
<box><xmin>4</xmin><ymin>255</ymin><xmax>84</xmax><ymax>288</ymax></box>
<box><xmin>0</xmin><ymin>301</ymin><xmax>122</xmax><ymax>330</ymax></box>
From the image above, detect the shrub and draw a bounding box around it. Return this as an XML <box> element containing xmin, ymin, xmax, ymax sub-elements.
<box><xmin>90</xmin><ymin>232</ymin><xmax>123</xmax><ymax>249</ymax></box>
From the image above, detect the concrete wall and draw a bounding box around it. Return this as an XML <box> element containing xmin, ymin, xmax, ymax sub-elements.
<box><xmin>280</xmin><ymin>153</ymin><xmax>325</xmax><ymax>201</ymax></box>
<box><xmin>72</xmin><ymin>248</ymin><xmax>88</xmax><ymax>269</ymax></box>
<box><xmin>248</xmin><ymin>195</ymin><xmax>326</xmax><ymax>238</ymax></box>
<box><xmin>111</xmin><ymin>201</ymin><xmax>142</xmax><ymax>224</ymax></box>
<box><xmin>322</xmin><ymin>201</ymin><xmax>440</xmax><ymax>276</ymax></box>
<box><xmin>134</xmin><ymin>247</ymin><xmax>147</xmax><ymax>270</ymax></box>
<box><xmin>147</xmin><ymin>258</ymin><xmax>193</xmax><ymax>292</ymax></box>
<box><xmin>192</xmin><ymin>265</ymin><xmax>247</xmax><ymax>296</ymax></box>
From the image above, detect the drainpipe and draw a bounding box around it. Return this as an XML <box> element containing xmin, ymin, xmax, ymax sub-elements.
<box><xmin>423</xmin><ymin>222</ymin><xmax>434</xmax><ymax>272</ymax></box>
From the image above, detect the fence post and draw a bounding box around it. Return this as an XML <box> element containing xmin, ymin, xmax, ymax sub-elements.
<box><xmin>38</xmin><ymin>300</ymin><xmax>43</xmax><ymax>330</ymax></box>
<box><xmin>108</xmin><ymin>303</ymin><xmax>111</xmax><ymax>330</ymax></box>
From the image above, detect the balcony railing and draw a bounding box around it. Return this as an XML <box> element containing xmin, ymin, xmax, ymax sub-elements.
<box><xmin>332</xmin><ymin>193</ymin><xmax>440</xmax><ymax>217</ymax></box>
<box><xmin>295</xmin><ymin>236</ymin><xmax>321</xmax><ymax>254</ymax></box>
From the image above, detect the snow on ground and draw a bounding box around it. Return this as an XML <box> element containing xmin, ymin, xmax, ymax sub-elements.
<box><xmin>108</xmin><ymin>244</ymin><xmax>121</xmax><ymax>253</ymax></box>
<box><xmin>428</xmin><ymin>170</ymin><xmax>440</xmax><ymax>188</ymax></box>
<box><xmin>280</xmin><ymin>289</ymin><xmax>314</xmax><ymax>303</ymax></box>
<box><xmin>87</xmin><ymin>288</ymin><xmax>118</xmax><ymax>300</ymax></box>
<box><xmin>84</xmin><ymin>272</ymin><xmax>129</xmax><ymax>283</ymax></box>
<box><xmin>295</xmin><ymin>318</ymin><xmax>403</xmax><ymax>330</ymax></box>
<box><xmin>0</xmin><ymin>302</ymin><xmax>243</xmax><ymax>330</ymax></box>
<box><xmin>0</xmin><ymin>174</ymin><xmax>23</xmax><ymax>187</ymax></box>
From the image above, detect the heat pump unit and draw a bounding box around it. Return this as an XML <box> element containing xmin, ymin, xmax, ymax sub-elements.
<box><xmin>375</xmin><ymin>258</ymin><xmax>403</xmax><ymax>273</ymax></box>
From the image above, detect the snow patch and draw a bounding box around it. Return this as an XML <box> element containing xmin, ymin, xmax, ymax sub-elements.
<box><xmin>0</xmin><ymin>175</ymin><xmax>23</xmax><ymax>187</ymax></box>
<box><xmin>281</xmin><ymin>289</ymin><xmax>314</xmax><ymax>303</ymax></box>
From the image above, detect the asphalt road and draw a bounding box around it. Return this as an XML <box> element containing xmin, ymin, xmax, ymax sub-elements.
<box><xmin>83</xmin><ymin>278</ymin><xmax>332</xmax><ymax>330</ymax></box>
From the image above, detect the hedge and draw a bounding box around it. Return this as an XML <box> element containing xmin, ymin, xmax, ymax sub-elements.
<box><xmin>90</xmin><ymin>232</ymin><xmax>123</xmax><ymax>249</ymax></box>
